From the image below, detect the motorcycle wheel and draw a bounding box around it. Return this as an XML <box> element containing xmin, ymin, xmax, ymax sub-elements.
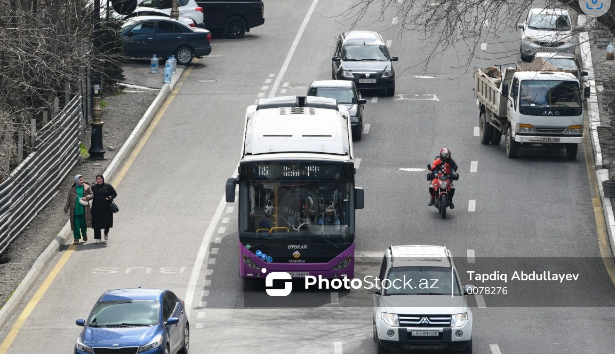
<box><xmin>440</xmin><ymin>195</ymin><xmax>447</xmax><ymax>219</ymax></box>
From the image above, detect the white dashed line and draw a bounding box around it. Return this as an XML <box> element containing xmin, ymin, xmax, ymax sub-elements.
<box><xmin>196</xmin><ymin>323</ymin><xmax>204</xmax><ymax>329</ymax></box>
<box><xmin>268</xmin><ymin>74</ymin><xmax>275</xmax><ymax>78</ymax></box>
<box><xmin>371</xmin><ymin>97</ymin><xmax>378</xmax><ymax>103</ymax></box>
<box><xmin>199</xmin><ymin>300</ymin><xmax>207</xmax><ymax>308</ymax></box>
<box><xmin>265</xmin><ymin>79</ymin><xmax>272</xmax><ymax>84</ymax></box>
<box><xmin>214</xmin><ymin>237</ymin><xmax>221</xmax><ymax>243</ymax></box>
<box><xmin>197</xmin><ymin>312</ymin><xmax>206</xmax><ymax>319</ymax></box>
<box><xmin>398</xmin><ymin>0</ymin><xmax>403</xmax><ymax>3</ymax></box>
<box><xmin>476</xmin><ymin>295</ymin><xmax>486</xmax><ymax>308</ymax></box>
<box><xmin>363</xmin><ymin>124</ymin><xmax>370</xmax><ymax>134</ymax></box>
<box><xmin>481</xmin><ymin>43</ymin><xmax>487</xmax><ymax>51</ymax></box>
<box><xmin>467</xmin><ymin>249</ymin><xmax>475</xmax><ymax>263</ymax></box>
<box><xmin>386</xmin><ymin>39</ymin><xmax>392</xmax><ymax>48</ymax></box>
<box><xmin>474</xmin><ymin>127</ymin><xmax>479</xmax><ymax>136</ymax></box>
<box><xmin>257</xmin><ymin>93</ymin><xmax>265</xmax><ymax>98</ymax></box>
<box><xmin>218</xmin><ymin>227</ymin><xmax>226</xmax><ymax>233</ymax></box>
<box><xmin>211</xmin><ymin>248</ymin><xmax>219</xmax><ymax>255</ymax></box>
<box><xmin>468</xmin><ymin>200</ymin><xmax>476</xmax><ymax>212</ymax></box>
<box><xmin>399</xmin><ymin>168</ymin><xmax>426</xmax><ymax>172</ymax></box>
<box><xmin>283</xmin><ymin>82</ymin><xmax>289</xmax><ymax>88</ymax></box>
<box><xmin>204</xmin><ymin>280</ymin><xmax>211</xmax><ymax>287</ymax></box>
<box><xmin>413</xmin><ymin>75</ymin><xmax>435</xmax><ymax>79</ymax></box>
<box><xmin>392</xmin><ymin>17</ymin><xmax>398</xmax><ymax>24</ymax></box>
<box><xmin>208</xmin><ymin>258</ymin><xmax>216</xmax><ymax>264</ymax></box>
<box><xmin>206</xmin><ymin>269</ymin><xmax>213</xmax><ymax>276</ymax></box>
<box><xmin>334</xmin><ymin>342</ymin><xmax>343</xmax><ymax>354</ymax></box>
<box><xmin>470</xmin><ymin>161</ymin><xmax>478</xmax><ymax>173</ymax></box>
<box><xmin>226</xmin><ymin>207</ymin><xmax>234</xmax><ymax>214</ymax></box>
<box><xmin>202</xmin><ymin>290</ymin><xmax>209</xmax><ymax>297</ymax></box>
<box><xmin>261</xmin><ymin>86</ymin><xmax>269</xmax><ymax>91</ymax></box>
<box><xmin>490</xmin><ymin>344</ymin><xmax>502</xmax><ymax>354</ymax></box>
<box><xmin>281</xmin><ymin>89</ymin><xmax>287</xmax><ymax>93</ymax></box>
<box><xmin>222</xmin><ymin>217</ymin><xmax>229</xmax><ymax>224</ymax></box>
<box><xmin>354</xmin><ymin>158</ymin><xmax>361</xmax><ymax>169</ymax></box>
<box><xmin>331</xmin><ymin>292</ymin><xmax>339</xmax><ymax>305</ymax></box>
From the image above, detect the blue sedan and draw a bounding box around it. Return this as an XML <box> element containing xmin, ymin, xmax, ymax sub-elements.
<box><xmin>75</xmin><ymin>288</ymin><xmax>189</xmax><ymax>354</ymax></box>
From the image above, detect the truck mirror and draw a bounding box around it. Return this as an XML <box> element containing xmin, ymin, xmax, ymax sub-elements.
<box><xmin>581</xmin><ymin>71</ymin><xmax>588</xmax><ymax>76</ymax></box>
<box><xmin>359</xmin><ymin>98</ymin><xmax>367</xmax><ymax>105</ymax></box>
<box><xmin>517</xmin><ymin>23</ymin><xmax>524</xmax><ymax>30</ymax></box>
<box><xmin>332</xmin><ymin>56</ymin><xmax>340</xmax><ymax>62</ymax></box>
<box><xmin>226</xmin><ymin>178</ymin><xmax>237</xmax><ymax>203</ymax></box>
<box><xmin>391</xmin><ymin>56</ymin><xmax>398</xmax><ymax>61</ymax></box>
<box><xmin>502</xmin><ymin>84</ymin><xmax>509</xmax><ymax>96</ymax></box>
<box><xmin>584</xmin><ymin>86</ymin><xmax>590</xmax><ymax>98</ymax></box>
<box><xmin>354</xmin><ymin>187</ymin><xmax>364</xmax><ymax>210</ymax></box>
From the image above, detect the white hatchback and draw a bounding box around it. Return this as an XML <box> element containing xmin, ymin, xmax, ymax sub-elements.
<box><xmin>517</xmin><ymin>8</ymin><xmax>575</xmax><ymax>62</ymax></box>
<box><xmin>135</xmin><ymin>0</ymin><xmax>204</xmax><ymax>25</ymax></box>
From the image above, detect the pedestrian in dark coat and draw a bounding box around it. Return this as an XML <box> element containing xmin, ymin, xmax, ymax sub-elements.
<box><xmin>91</xmin><ymin>174</ymin><xmax>117</xmax><ymax>243</ymax></box>
<box><xmin>63</xmin><ymin>175</ymin><xmax>93</xmax><ymax>244</ymax></box>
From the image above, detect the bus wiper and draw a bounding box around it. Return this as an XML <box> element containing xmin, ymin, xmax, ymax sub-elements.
<box><xmin>316</xmin><ymin>235</ymin><xmax>340</xmax><ymax>249</ymax></box>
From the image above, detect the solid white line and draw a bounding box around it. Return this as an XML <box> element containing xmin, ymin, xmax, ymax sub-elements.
<box><xmin>354</xmin><ymin>158</ymin><xmax>361</xmax><ymax>169</ymax></box>
<box><xmin>476</xmin><ymin>295</ymin><xmax>486</xmax><ymax>308</ymax></box>
<box><xmin>331</xmin><ymin>292</ymin><xmax>339</xmax><ymax>305</ymax></box>
<box><xmin>226</xmin><ymin>207</ymin><xmax>234</xmax><ymax>213</ymax></box>
<box><xmin>222</xmin><ymin>217</ymin><xmax>229</xmax><ymax>224</ymax></box>
<box><xmin>490</xmin><ymin>344</ymin><xmax>502</xmax><ymax>354</ymax></box>
<box><xmin>269</xmin><ymin>0</ymin><xmax>319</xmax><ymax>97</ymax></box>
<box><xmin>468</xmin><ymin>200</ymin><xmax>476</xmax><ymax>212</ymax></box>
<box><xmin>474</xmin><ymin>127</ymin><xmax>479</xmax><ymax>136</ymax></box>
<box><xmin>218</xmin><ymin>227</ymin><xmax>226</xmax><ymax>233</ymax></box>
<box><xmin>392</xmin><ymin>17</ymin><xmax>398</xmax><ymax>24</ymax></box>
<box><xmin>363</xmin><ymin>124</ymin><xmax>370</xmax><ymax>134</ymax></box>
<box><xmin>371</xmin><ymin>97</ymin><xmax>378</xmax><ymax>103</ymax></box>
<box><xmin>334</xmin><ymin>342</ymin><xmax>343</xmax><ymax>354</ymax></box>
<box><xmin>261</xmin><ymin>86</ymin><xmax>269</xmax><ymax>91</ymax></box>
<box><xmin>184</xmin><ymin>195</ymin><xmax>227</xmax><ymax>318</ymax></box>
<box><xmin>481</xmin><ymin>43</ymin><xmax>487</xmax><ymax>51</ymax></box>
<box><xmin>470</xmin><ymin>161</ymin><xmax>478</xmax><ymax>173</ymax></box>
<box><xmin>467</xmin><ymin>249</ymin><xmax>475</xmax><ymax>263</ymax></box>
<box><xmin>386</xmin><ymin>39</ymin><xmax>392</xmax><ymax>48</ymax></box>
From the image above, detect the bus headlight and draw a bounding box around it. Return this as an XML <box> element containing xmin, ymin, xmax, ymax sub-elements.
<box><xmin>331</xmin><ymin>255</ymin><xmax>352</xmax><ymax>270</ymax></box>
<box><xmin>565</xmin><ymin>125</ymin><xmax>582</xmax><ymax>134</ymax></box>
<box><xmin>516</xmin><ymin>124</ymin><xmax>535</xmax><ymax>133</ymax></box>
<box><xmin>243</xmin><ymin>255</ymin><xmax>261</xmax><ymax>270</ymax></box>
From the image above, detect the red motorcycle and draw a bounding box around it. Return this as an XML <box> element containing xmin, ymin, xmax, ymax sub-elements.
<box><xmin>427</xmin><ymin>163</ymin><xmax>459</xmax><ymax>219</ymax></box>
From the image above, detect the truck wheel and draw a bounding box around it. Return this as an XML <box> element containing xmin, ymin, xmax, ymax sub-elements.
<box><xmin>566</xmin><ymin>144</ymin><xmax>578</xmax><ymax>160</ymax></box>
<box><xmin>440</xmin><ymin>195</ymin><xmax>447</xmax><ymax>219</ymax></box>
<box><xmin>506</xmin><ymin>127</ymin><xmax>518</xmax><ymax>158</ymax></box>
<box><xmin>479</xmin><ymin>112</ymin><xmax>492</xmax><ymax>145</ymax></box>
<box><xmin>491</xmin><ymin>129</ymin><xmax>502</xmax><ymax>145</ymax></box>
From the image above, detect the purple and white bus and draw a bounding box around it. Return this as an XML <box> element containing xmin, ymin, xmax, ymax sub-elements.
<box><xmin>226</xmin><ymin>96</ymin><xmax>364</xmax><ymax>279</ymax></box>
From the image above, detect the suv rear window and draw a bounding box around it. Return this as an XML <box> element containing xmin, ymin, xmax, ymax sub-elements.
<box><xmin>384</xmin><ymin>266</ymin><xmax>462</xmax><ymax>296</ymax></box>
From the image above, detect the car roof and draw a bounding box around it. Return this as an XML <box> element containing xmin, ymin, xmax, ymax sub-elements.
<box><xmin>309</xmin><ymin>80</ymin><xmax>354</xmax><ymax>89</ymax></box>
<box><xmin>100</xmin><ymin>288</ymin><xmax>165</xmax><ymax>301</ymax></box>
<box><xmin>342</xmin><ymin>30</ymin><xmax>384</xmax><ymax>45</ymax></box>
<box><xmin>529</xmin><ymin>8</ymin><xmax>569</xmax><ymax>16</ymax></box>
<box><xmin>124</xmin><ymin>15</ymin><xmax>189</xmax><ymax>24</ymax></box>
<box><xmin>534</xmin><ymin>52</ymin><xmax>575</xmax><ymax>59</ymax></box>
<box><xmin>388</xmin><ymin>245</ymin><xmax>452</xmax><ymax>268</ymax></box>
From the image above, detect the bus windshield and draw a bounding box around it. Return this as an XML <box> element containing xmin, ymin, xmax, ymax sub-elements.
<box><xmin>519</xmin><ymin>80</ymin><xmax>581</xmax><ymax>108</ymax></box>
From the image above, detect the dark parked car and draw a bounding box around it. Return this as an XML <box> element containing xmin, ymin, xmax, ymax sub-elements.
<box><xmin>121</xmin><ymin>16</ymin><xmax>211</xmax><ymax>65</ymax></box>
<box><xmin>75</xmin><ymin>288</ymin><xmax>189</xmax><ymax>354</ymax></box>
<box><xmin>332</xmin><ymin>30</ymin><xmax>398</xmax><ymax>96</ymax></box>
<box><xmin>195</xmin><ymin>0</ymin><xmax>265</xmax><ymax>38</ymax></box>
<box><xmin>307</xmin><ymin>80</ymin><xmax>366</xmax><ymax>140</ymax></box>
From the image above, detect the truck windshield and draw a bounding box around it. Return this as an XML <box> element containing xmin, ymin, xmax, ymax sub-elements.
<box><xmin>519</xmin><ymin>80</ymin><xmax>581</xmax><ymax>108</ymax></box>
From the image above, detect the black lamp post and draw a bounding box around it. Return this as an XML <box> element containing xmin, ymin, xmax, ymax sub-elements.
<box><xmin>88</xmin><ymin>84</ymin><xmax>106</xmax><ymax>160</ymax></box>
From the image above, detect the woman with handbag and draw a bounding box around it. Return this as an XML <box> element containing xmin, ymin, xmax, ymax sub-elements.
<box><xmin>63</xmin><ymin>175</ymin><xmax>93</xmax><ymax>245</ymax></box>
<box><xmin>91</xmin><ymin>174</ymin><xmax>118</xmax><ymax>243</ymax></box>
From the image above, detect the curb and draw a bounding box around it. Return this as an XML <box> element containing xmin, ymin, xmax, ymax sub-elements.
<box><xmin>578</xmin><ymin>15</ymin><xmax>615</xmax><ymax>258</ymax></box>
<box><xmin>0</xmin><ymin>65</ymin><xmax>187</xmax><ymax>332</ymax></box>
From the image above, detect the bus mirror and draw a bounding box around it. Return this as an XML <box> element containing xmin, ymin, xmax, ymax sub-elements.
<box><xmin>226</xmin><ymin>178</ymin><xmax>237</xmax><ymax>203</ymax></box>
<box><xmin>355</xmin><ymin>187</ymin><xmax>364</xmax><ymax>209</ymax></box>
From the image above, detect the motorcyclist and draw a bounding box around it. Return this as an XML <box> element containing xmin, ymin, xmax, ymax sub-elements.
<box><xmin>428</xmin><ymin>148</ymin><xmax>458</xmax><ymax>209</ymax></box>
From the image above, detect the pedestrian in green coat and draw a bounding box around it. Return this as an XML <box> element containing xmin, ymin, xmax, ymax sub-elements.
<box><xmin>63</xmin><ymin>175</ymin><xmax>93</xmax><ymax>244</ymax></box>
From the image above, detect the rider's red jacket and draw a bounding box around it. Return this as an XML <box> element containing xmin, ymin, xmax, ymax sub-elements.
<box><xmin>429</xmin><ymin>157</ymin><xmax>458</xmax><ymax>175</ymax></box>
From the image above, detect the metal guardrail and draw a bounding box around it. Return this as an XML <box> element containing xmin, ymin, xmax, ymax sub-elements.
<box><xmin>0</xmin><ymin>95</ymin><xmax>82</xmax><ymax>255</ymax></box>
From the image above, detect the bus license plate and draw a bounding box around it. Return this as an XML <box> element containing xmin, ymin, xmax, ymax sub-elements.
<box><xmin>540</xmin><ymin>137</ymin><xmax>560</xmax><ymax>143</ymax></box>
<box><xmin>288</xmin><ymin>272</ymin><xmax>309</xmax><ymax>277</ymax></box>
<box><xmin>359</xmin><ymin>79</ymin><xmax>376</xmax><ymax>83</ymax></box>
<box><xmin>411</xmin><ymin>330</ymin><xmax>439</xmax><ymax>337</ymax></box>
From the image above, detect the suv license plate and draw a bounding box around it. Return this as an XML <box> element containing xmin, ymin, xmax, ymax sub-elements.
<box><xmin>540</xmin><ymin>137</ymin><xmax>560</xmax><ymax>143</ymax></box>
<box><xmin>359</xmin><ymin>79</ymin><xmax>377</xmax><ymax>83</ymax></box>
<box><xmin>288</xmin><ymin>272</ymin><xmax>309</xmax><ymax>277</ymax></box>
<box><xmin>411</xmin><ymin>330</ymin><xmax>439</xmax><ymax>337</ymax></box>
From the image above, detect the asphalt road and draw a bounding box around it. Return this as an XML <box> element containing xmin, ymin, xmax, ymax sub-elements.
<box><xmin>1</xmin><ymin>0</ymin><xmax>615</xmax><ymax>353</ymax></box>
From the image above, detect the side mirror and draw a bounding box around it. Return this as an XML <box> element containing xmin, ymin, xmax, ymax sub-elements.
<box><xmin>354</xmin><ymin>187</ymin><xmax>364</xmax><ymax>210</ymax></box>
<box><xmin>581</xmin><ymin>71</ymin><xmax>588</xmax><ymax>77</ymax></box>
<box><xmin>464</xmin><ymin>285</ymin><xmax>475</xmax><ymax>295</ymax></box>
<box><xmin>584</xmin><ymin>86</ymin><xmax>590</xmax><ymax>98</ymax></box>
<box><xmin>517</xmin><ymin>23</ymin><xmax>524</xmax><ymax>30</ymax></box>
<box><xmin>332</xmin><ymin>56</ymin><xmax>340</xmax><ymax>62</ymax></box>
<box><xmin>391</xmin><ymin>56</ymin><xmax>398</xmax><ymax>61</ymax></box>
<box><xmin>359</xmin><ymin>98</ymin><xmax>367</xmax><ymax>105</ymax></box>
<box><xmin>166</xmin><ymin>317</ymin><xmax>179</xmax><ymax>325</ymax></box>
<box><xmin>427</xmin><ymin>164</ymin><xmax>431</xmax><ymax>170</ymax></box>
<box><xmin>502</xmin><ymin>84</ymin><xmax>509</xmax><ymax>97</ymax></box>
<box><xmin>226</xmin><ymin>177</ymin><xmax>237</xmax><ymax>203</ymax></box>
<box><xmin>126</xmin><ymin>31</ymin><xmax>134</xmax><ymax>37</ymax></box>
<box><xmin>76</xmin><ymin>319</ymin><xmax>86</xmax><ymax>326</ymax></box>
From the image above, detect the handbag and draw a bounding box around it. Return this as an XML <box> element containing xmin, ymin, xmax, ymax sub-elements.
<box><xmin>109</xmin><ymin>200</ymin><xmax>119</xmax><ymax>213</ymax></box>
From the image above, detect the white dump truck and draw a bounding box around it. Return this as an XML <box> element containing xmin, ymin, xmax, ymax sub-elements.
<box><xmin>474</xmin><ymin>65</ymin><xmax>589</xmax><ymax>159</ymax></box>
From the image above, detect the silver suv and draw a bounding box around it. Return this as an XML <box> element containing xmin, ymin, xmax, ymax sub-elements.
<box><xmin>371</xmin><ymin>245</ymin><xmax>473</xmax><ymax>353</ymax></box>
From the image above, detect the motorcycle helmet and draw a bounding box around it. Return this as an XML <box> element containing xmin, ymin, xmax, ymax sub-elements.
<box><xmin>440</xmin><ymin>148</ymin><xmax>451</xmax><ymax>161</ymax></box>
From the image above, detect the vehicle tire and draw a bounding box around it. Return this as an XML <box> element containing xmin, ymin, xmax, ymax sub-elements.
<box><xmin>373</xmin><ymin>323</ymin><xmax>390</xmax><ymax>354</ymax></box>
<box><xmin>566</xmin><ymin>144</ymin><xmax>578</xmax><ymax>160</ymax></box>
<box><xmin>178</xmin><ymin>323</ymin><xmax>189</xmax><ymax>354</ymax></box>
<box><xmin>440</xmin><ymin>194</ymin><xmax>447</xmax><ymax>219</ymax></box>
<box><xmin>353</xmin><ymin>122</ymin><xmax>362</xmax><ymax>141</ymax></box>
<box><xmin>224</xmin><ymin>16</ymin><xmax>247</xmax><ymax>39</ymax></box>
<box><xmin>175</xmin><ymin>46</ymin><xmax>194</xmax><ymax>65</ymax></box>
<box><xmin>479</xmin><ymin>111</ymin><xmax>492</xmax><ymax>145</ymax></box>
<box><xmin>505</xmin><ymin>126</ymin><xmax>518</xmax><ymax>158</ymax></box>
<box><xmin>491</xmin><ymin>129</ymin><xmax>502</xmax><ymax>145</ymax></box>
<box><xmin>386</xmin><ymin>84</ymin><xmax>395</xmax><ymax>97</ymax></box>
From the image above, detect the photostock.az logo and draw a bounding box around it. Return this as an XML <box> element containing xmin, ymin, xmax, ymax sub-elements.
<box><xmin>265</xmin><ymin>272</ymin><xmax>293</xmax><ymax>296</ymax></box>
<box><xmin>580</xmin><ymin>0</ymin><xmax>611</xmax><ymax>17</ymax></box>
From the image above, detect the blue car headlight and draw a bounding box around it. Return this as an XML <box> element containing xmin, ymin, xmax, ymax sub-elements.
<box><xmin>76</xmin><ymin>337</ymin><xmax>93</xmax><ymax>353</ymax></box>
<box><xmin>138</xmin><ymin>335</ymin><xmax>163</xmax><ymax>353</ymax></box>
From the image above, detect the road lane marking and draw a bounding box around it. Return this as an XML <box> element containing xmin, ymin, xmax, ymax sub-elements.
<box><xmin>196</xmin><ymin>323</ymin><xmax>204</xmax><ymax>329</ymax></box>
<box><xmin>222</xmin><ymin>218</ymin><xmax>229</xmax><ymax>224</ymax></box>
<box><xmin>202</xmin><ymin>290</ymin><xmax>209</xmax><ymax>297</ymax></box>
<box><xmin>331</xmin><ymin>292</ymin><xmax>339</xmax><ymax>305</ymax></box>
<box><xmin>257</xmin><ymin>93</ymin><xmax>265</xmax><ymax>98</ymax></box>
<box><xmin>334</xmin><ymin>342</ymin><xmax>343</xmax><ymax>354</ymax></box>
<box><xmin>204</xmin><ymin>280</ymin><xmax>211</xmax><ymax>287</ymax></box>
<box><xmin>392</xmin><ymin>17</ymin><xmax>398</xmax><ymax>24</ymax></box>
<box><xmin>413</xmin><ymin>75</ymin><xmax>435</xmax><ymax>78</ymax></box>
<box><xmin>197</xmin><ymin>312</ymin><xmax>206</xmax><ymax>319</ymax></box>
<box><xmin>281</xmin><ymin>89</ymin><xmax>287</xmax><ymax>93</ymax></box>
<box><xmin>386</xmin><ymin>39</ymin><xmax>392</xmax><ymax>48</ymax></box>
<box><xmin>269</xmin><ymin>74</ymin><xmax>275</xmax><ymax>78</ymax></box>
<box><xmin>474</xmin><ymin>126</ymin><xmax>479</xmax><ymax>136</ymax></box>
<box><xmin>467</xmin><ymin>249</ymin><xmax>475</xmax><ymax>263</ymax></box>
<box><xmin>394</xmin><ymin>94</ymin><xmax>439</xmax><ymax>101</ymax></box>
<box><xmin>481</xmin><ymin>43</ymin><xmax>487</xmax><ymax>51</ymax></box>
<box><xmin>214</xmin><ymin>237</ymin><xmax>221</xmax><ymax>243</ymax></box>
<box><xmin>265</xmin><ymin>79</ymin><xmax>272</xmax><ymax>84</ymax></box>
<box><xmin>269</xmin><ymin>0</ymin><xmax>319</xmax><ymax>97</ymax></box>
<box><xmin>470</xmin><ymin>161</ymin><xmax>478</xmax><ymax>172</ymax></box>
<box><xmin>490</xmin><ymin>344</ymin><xmax>502</xmax><ymax>354</ymax></box>
<box><xmin>371</xmin><ymin>97</ymin><xmax>378</xmax><ymax>103</ymax></box>
<box><xmin>363</xmin><ymin>124</ymin><xmax>370</xmax><ymax>134</ymax></box>
<box><xmin>218</xmin><ymin>227</ymin><xmax>226</xmax><ymax>233</ymax></box>
<box><xmin>208</xmin><ymin>258</ymin><xmax>216</xmax><ymax>265</ymax></box>
<box><xmin>211</xmin><ymin>248</ymin><xmax>219</xmax><ymax>255</ymax></box>
<box><xmin>206</xmin><ymin>269</ymin><xmax>213</xmax><ymax>276</ymax></box>
<box><xmin>283</xmin><ymin>82</ymin><xmax>289</xmax><ymax>88</ymax></box>
<box><xmin>261</xmin><ymin>86</ymin><xmax>268</xmax><ymax>91</ymax></box>
<box><xmin>399</xmin><ymin>168</ymin><xmax>426</xmax><ymax>172</ymax></box>
<box><xmin>476</xmin><ymin>295</ymin><xmax>486</xmax><ymax>308</ymax></box>
<box><xmin>226</xmin><ymin>207</ymin><xmax>234</xmax><ymax>213</ymax></box>
<box><xmin>354</xmin><ymin>158</ymin><xmax>361</xmax><ymax>169</ymax></box>
<box><xmin>468</xmin><ymin>200</ymin><xmax>476</xmax><ymax>212</ymax></box>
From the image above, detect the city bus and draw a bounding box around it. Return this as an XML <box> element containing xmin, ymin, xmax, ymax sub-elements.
<box><xmin>226</xmin><ymin>96</ymin><xmax>364</xmax><ymax>279</ymax></box>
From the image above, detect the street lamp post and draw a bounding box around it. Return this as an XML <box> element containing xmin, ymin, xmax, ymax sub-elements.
<box><xmin>88</xmin><ymin>84</ymin><xmax>106</xmax><ymax>160</ymax></box>
<box><xmin>170</xmin><ymin>0</ymin><xmax>179</xmax><ymax>19</ymax></box>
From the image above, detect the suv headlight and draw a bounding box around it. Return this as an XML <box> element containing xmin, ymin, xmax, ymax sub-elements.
<box><xmin>382</xmin><ymin>69</ymin><xmax>393</xmax><ymax>78</ymax></box>
<box><xmin>138</xmin><ymin>335</ymin><xmax>163</xmax><ymax>353</ymax></box>
<box><xmin>565</xmin><ymin>125</ymin><xmax>582</xmax><ymax>134</ymax></box>
<box><xmin>451</xmin><ymin>313</ymin><xmax>468</xmax><ymax>327</ymax></box>
<box><xmin>381</xmin><ymin>313</ymin><xmax>399</xmax><ymax>327</ymax></box>
<box><xmin>76</xmin><ymin>337</ymin><xmax>93</xmax><ymax>354</ymax></box>
<box><xmin>342</xmin><ymin>70</ymin><xmax>354</xmax><ymax>79</ymax></box>
<box><xmin>516</xmin><ymin>123</ymin><xmax>535</xmax><ymax>133</ymax></box>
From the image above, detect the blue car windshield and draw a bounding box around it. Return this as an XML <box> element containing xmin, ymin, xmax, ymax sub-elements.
<box><xmin>88</xmin><ymin>300</ymin><xmax>160</xmax><ymax>327</ymax></box>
